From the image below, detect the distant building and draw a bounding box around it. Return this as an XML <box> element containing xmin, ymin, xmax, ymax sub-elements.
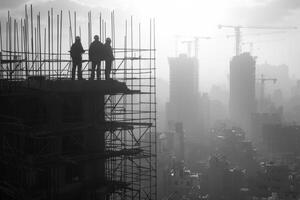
<box><xmin>250</xmin><ymin>162</ymin><xmax>295</xmax><ymax>199</ymax></box>
<box><xmin>157</xmin><ymin>78</ymin><xmax>169</xmax><ymax>132</ymax></box>
<box><xmin>201</xmin><ymin>155</ymin><xmax>246</xmax><ymax>200</ymax></box>
<box><xmin>211</xmin><ymin>127</ymin><xmax>259</xmax><ymax>176</ymax></box>
<box><xmin>166</xmin><ymin>54</ymin><xmax>201</xmax><ymax>138</ymax></box>
<box><xmin>291</xmin><ymin>80</ymin><xmax>300</xmax><ymax>97</ymax></box>
<box><xmin>251</xmin><ymin>112</ymin><xmax>282</xmax><ymax>145</ymax></box>
<box><xmin>285</xmin><ymin>80</ymin><xmax>300</xmax><ymax>124</ymax></box>
<box><xmin>200</xmin><ymin>93</ymin><xmax>210</xmax><ymax>135</ymax></box>
<box><xmin>157</xmin><ymin>123</ymin><xmax>200</xmax><ymax>200</ymax></box>
<box><xmin>229</xmin><ymin>52</ymin><xmax>256</xmax><ymax>133</ymax></box>
<box><xmin>262</xmin><ymin>125</ymin><xmax>300</xmax><ymax>156</ymax></box>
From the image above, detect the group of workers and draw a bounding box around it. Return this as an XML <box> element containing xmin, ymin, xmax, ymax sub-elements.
<box><xmin>69</xmin><ymin>35</ymin><xmax>114</xmax><ymax>80</ymax></box>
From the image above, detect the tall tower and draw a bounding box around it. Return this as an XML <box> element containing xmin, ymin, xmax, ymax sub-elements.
<box><xmin>229</xmin><ymin>52</ymin><xmax>256</xmax><ymax>132</ymax></box>
<box><xmin>166</xmin><ymin>54</ymin><xmax>200</xmax><ymax>138</ymax></box>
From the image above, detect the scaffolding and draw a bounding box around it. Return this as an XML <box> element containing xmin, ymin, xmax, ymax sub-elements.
<box><xmin>0</xmin><ymin>5</ymin><xmax>156</xmax><ymax>200</ymax></box>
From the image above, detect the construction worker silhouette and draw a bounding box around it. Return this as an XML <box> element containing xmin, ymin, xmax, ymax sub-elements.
<box><xmin>89</xmin><ymin>35</ymin><xmax>104</xmax><ymax>80</ymax></box>
<box><xmin>70</xmin><ymin>36</ymin><xmax>85</xmax><ymax>80</ymax></box>
<box><xmin>103</xmin><ymin>37</ymin><xmax>114</xmax><ymax>80</ymax></box>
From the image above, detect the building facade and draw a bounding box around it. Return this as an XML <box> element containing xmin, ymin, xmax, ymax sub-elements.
<box><xmin>229</xmin><ymin>52</ymin><xmax>256</xmax><ymax>133</ymax></box>
<box><xmin>166</xmin><ymin>54</ymin><xmax>201</xmax><ymax>138</ymax></box>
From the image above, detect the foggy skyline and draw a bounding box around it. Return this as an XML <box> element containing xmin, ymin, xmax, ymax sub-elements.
<box><xmin>1</xmin><ymin>0</ymin><xmax>300</xmax><ymax>91</ymax></box>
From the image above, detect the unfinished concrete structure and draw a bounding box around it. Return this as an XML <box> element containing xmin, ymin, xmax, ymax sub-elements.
<box><xmin>166</xmin><ymin>54</ymin><xmax>201</xmax><ymax>138</ymax></box>
<box><xmin>0</xmin><ymin>6</ymin><xmax>156</xmax><ymax>200</ymax></box>
<box><xmin>229</xmin><ymin>52</ymin><xmax>256</xmax><ymax>133</ymax></box>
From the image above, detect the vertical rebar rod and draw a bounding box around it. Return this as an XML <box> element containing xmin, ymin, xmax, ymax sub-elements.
<box><xmin>112</xmin><ymin>11</ymin><xmax>115</xmax><ymax>79</ymax></box>
<box><xmin>20</xmin><ymin>20</ymin><xmax>23</xmax><ymax>54</ymax></box>
<box><xmin>38</xmin><ymin>13</ymin><xmax>42</xmax><ymax>76</ymax></box>
<box><xmin>101</xmin><ymin>20</ymin><xmax>104</xmax><ymax>42</ymax></box>
<box><xmin>153</xmin><ymin>18</ymin><xmax>157</xmax><ymax>200</ymax></box>
<box><xmin>68</xmin><ymin>11</ymin><xmax>72</xmax><ymax>77</ymax></box>
<box><xmin>5</xmin><ymin>21</ymin><xmax>7</xmax><ymax>79</ymax></box>
<box><xmin>123</xmin><ymin>19</ymin><xmax>127</xmax><ymax>199</ymax></box>
<box><xmin>8</xmin><ymin>11</ymin><xmax>12</xmax><ymax>80</ymax></box>
<box><xmin>130</xmin><ymin>14</ymin><xmax>134</xmax><ymax>199</ymax></box>
<box><xmin>21</xmin><ymin>20</ymin><xmax>24</xmax><ymax>76</ymax></box>
<box><xmin>5</xmin><ymin>21</ymin><xmax>7</xmax><ymax>52</ymax></box>
<box><xmin>16</xmin><ymin>20</ymin><xmax>19</xmax><ymax>78</ymax></box>
<box><xmin>30</xmin><ymin>5</ymin><xmax>34</xmax><ymax>75</ymax></box>
<box><xmin>51</xmin><ymin>8</ymin><xmax>53</xmax><ymax>76</ymax></box>
<box><xmin>69</xmin><ymin>26</ymin><xmax>71</xmax><ymax>48</ymax></box>
<box><xmin>74</xmin><ymin>11</ymin><xmax>76</xmax><ymax>39</ymax></box>
<box><xmin>57</xmin><ymin>14</ymin><xmax>59</xmax><ymax>78</ymax></box>
<box><xmin>34</xmin><ymin>27</ymin><xmax>36</xmax><ymax>74</ymax></box>
<box><xmin>44</xmin><ymin>27</ymin><xmax>46</xmax><ymax>76</ymax></box>
<box><xmin>88</xmin><ymin>12</ymin><xmax>90</xmax><ymax>44</ymax></box>
<box><xmin>110</xmin><ymin>11</ymin><xmax>113</xmax><ymax>80</ymax></box>
<box><xmin>104</xmin><ymin>21</ymin><xmax>106</xmax><ymax>39</ymax></box>
<box><xmin>88</xmin><ymin>11</ymin><xmax>92</xmax><ymax>78</ymax></box>
<box><xmin>89</xmin><ymin>11</ymin><xmax>92</xmax><ymax>43</ymax></box>
<box><xmin>48</xmin><ymin>11</ymin><xmax>50</xmax><ymax>78</ymax></box>
<box><xmin>36</xmin><ymin>15</ymin><xmax>38</xmax><ymax>74</ymax></box>
<box><xmin>25</xmin><ymin>5</ymin><xmax>28</xmax><ymax>77</ymax></box>
<box><xmin>87</xmin><ymin>12</ymin><xmax>90</xmax><ymax>79</ymax></box>
<box><xmin>16</xmin><ymin>20</ymin><xmax>19</xmax><ymax>53</ymax></box>
<box><xmin>60</xmin><ymin>10</ymin><xmax>62</xmax><ymax>78</ymax></box>
<box><xmin>13</xmin><ymin>19</ymin><xmax>16</xmax><ymax>79</ymax></box>
<box><xmin>138</xmin><ymin>21</ymin><xmax>142</xmax><ymax>200</ymax></box>
<box><xmin>14</xmin><ymin>19</ymin><xmax>16</xmax><ymax>53</ymax></box>
<box><xmin>99</xmin><ymin>13</ymin><xmax>102</xmax><ymax>42</ymax></box>
<box><xmin>149</xmin><ymin>18</ymin><xmax>152</xmax><ymax>198</ymax></box>
<box><xmin>79</xmin><ymin>26</ymin><xmax>81</xmax><ymax>38</ymax></box>
<box><xmin>68</xmin><ymin>11</ymin><xmax>72</xmax><ymax>46</ymax></box>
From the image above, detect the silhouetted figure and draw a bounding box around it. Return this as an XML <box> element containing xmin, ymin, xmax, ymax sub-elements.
<box><xmin>70</xmin><ymin>36</ymin><xmax>85</xmax><ymax>80</ymax></box>
<box><xmin>89</xmin><ymin>35</ymin><xmax>104</xmax><ymax>80</ymax></box>
<box><xmin>103</xmin><ymin>37</ymin><xmax>114</xmax><ymax>80</ymax></box>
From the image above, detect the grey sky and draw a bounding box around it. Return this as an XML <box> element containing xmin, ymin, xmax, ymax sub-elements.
<box><xmin>1</xmin><ymin>0</ymin><xmax>300</xmax><ymax>91</ymax></box>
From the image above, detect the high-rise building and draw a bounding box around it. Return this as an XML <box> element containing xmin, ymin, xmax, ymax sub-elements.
<box><xmin>166</xmin><ymin>54</ymin><xmax>201</xmax><ymax>138</ymax></box>
<box><xmin>229</xmin><ymin>52</ymin><xmax>256</xmax><ymax>132</ymax></box>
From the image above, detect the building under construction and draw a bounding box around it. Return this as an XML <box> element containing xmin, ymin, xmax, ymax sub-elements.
<box><xmin>229</xmin><ymin>52</ymin><xmax>256</xmax><ymax>133</ymax></box>
<box><xmin>0</xmin><ymin>6</ymin><xmax>156</xmax><ymax>200</ymax></box>
<box><xmin>166</xmin><ymin>54</ymin><xmax>201</xmax><ymax>138</ymax></box>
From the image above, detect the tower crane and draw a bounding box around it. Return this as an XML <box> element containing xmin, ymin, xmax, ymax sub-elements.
<box><xmin>194</xmin><ymin>36</ymin><xmax>211</xmax><ymax>58</ymax></box>
<box><xmin>226</xmin><ymin>31</ymin><xmax>286</xmax><ymax>39</ymax></box>
<box><xmin>180</xmin><ymin>36</ymin><xmax>211</xmax><ymax>57</ymax></box>
<box><xmin>241</xmin><ymin>42</ymin><xmax>254</xmax><ymax>54</ymax></box>
<box><xmin>218</xmin><ymin>25</ymin><xmax>297</xmax><ymax>56</ymax></box>
<box><xmin>257</xmin><ymin>74</ymin><xmax>277</xmax><ymax>111</ymax></box>
<box><xmin>241</xmin><ymin>38</ymin><xmax>285</xmax><ymax>55</ymax></box>
<box><xmin>181</xmin><ymin>40</ymin><xmax>193</xmax><ymax>57</ymax></box>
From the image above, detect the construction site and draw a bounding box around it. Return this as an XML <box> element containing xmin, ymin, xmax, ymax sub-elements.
<box><xmin>0</xmin><ymin>5</ymin><xmax>156</xmax><ymax>200</ymax></box>
<box><xmin>4</xmin><ymin>1</ymin><xmax>300</xmax><ymax>200</ymax></box>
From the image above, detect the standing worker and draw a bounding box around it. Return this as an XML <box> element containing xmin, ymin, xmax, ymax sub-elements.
<box><xmin>104</xmin><ymin>37</ymin><xmax>114</xmax><ymax>80</ymax></box>
<box><xmin>89</xmin><ymin>35</ymin><xmax>104</xmax><ymax>80</ymax></box>
<box><xmin>70</xmin><ymin>36</ymin><xmax>85</xmax><ymax>80</ymax></box>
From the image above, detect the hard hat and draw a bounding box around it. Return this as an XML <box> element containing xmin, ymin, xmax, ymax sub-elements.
<box><xmin>75</xmin><ymin>36</ymin><xmax>81</xmax><ymax>41</ymax></box>
<box><xmin>106</xmin><ymin>37</ymin><xmax>111</xmax><ymax>43</ymax></box>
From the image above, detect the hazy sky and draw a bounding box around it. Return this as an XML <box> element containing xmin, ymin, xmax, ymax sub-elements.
<box><xmin>1</xmin><ymin>0</ymin><xmax>300</xmax><ymax>91</ymax></box>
